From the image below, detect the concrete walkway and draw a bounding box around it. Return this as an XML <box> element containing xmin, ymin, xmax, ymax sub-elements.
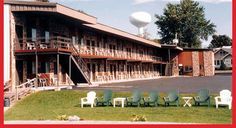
<box><xmin>4</xmin><ymin>120</ymin><xmax>194</xmax><ymax>124</ymax></box>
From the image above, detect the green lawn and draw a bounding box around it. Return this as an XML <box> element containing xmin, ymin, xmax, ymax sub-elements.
<box><xmin>4</xmin><ymin>90</ymin><xmax>232</xmax><ymax>123</ymax></box>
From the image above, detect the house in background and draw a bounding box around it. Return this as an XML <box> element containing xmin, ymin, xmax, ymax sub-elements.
<box><xmin>213</xmin><ymin>46</ymin><xmax>232</xmax><ymax>69</ymax></box>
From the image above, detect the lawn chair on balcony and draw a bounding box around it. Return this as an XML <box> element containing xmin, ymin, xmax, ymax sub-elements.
<box><xmin>163</xmin><ymin>90</ymin><xmax>179</xmax><ymax>107</ymax></box>
<box><xmin>193</xmin><ymin>89</ymin><xmax>210</xmax><ymax>107</ymax></box>
<box><xmin>126</xmin><ymin>90</ymin><xmax>142</xmax><ymax>107</ymax></box>
<box><xmin>96</xmin><ymin>90</ymin><xmax>112</xmax><ymax>106</ymax></box>
<box><xmin>39</xmin><ymin>78</ymin><xmax>47</xmax><ymax>87</ymax></box>
<box><xmin>215</xmin><ymin>90</ymin><xmax>232</xmax><ymax>109</ymax></box>
<box><xmin>26</xmin><ymin>42</ymin><xmax>35</xmax><ymax>50</ymax></box>
<box><xmin>81</xmin><ymin>91</ymin><xmax>97</xmax><ymax>108</ymax></box>
<box><xmin>143</xmin><ymin>91</ymin><xmax>159</xmax><ymax>107</ymax></box>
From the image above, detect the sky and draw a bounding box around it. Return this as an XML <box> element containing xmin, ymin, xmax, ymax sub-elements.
<box><xmin>50</xmin><ymin>0</ymin><xmax>232</xmax><ymax>48</ymax></box>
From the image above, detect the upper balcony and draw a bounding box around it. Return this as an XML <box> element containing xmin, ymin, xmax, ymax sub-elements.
<box><xmin>14</xmin><ymin>36</ymin><xmax>163</xmax><ymax>63</ymax></box>
<box><xmin>78</xmin><ymin>45</ymin><xmax>162</xmax><ymax>63</ymax></box>
<box><xmin>14</xmin><ymin>36</ymin><xmax>74</xmax><ymax>54</ymax></box>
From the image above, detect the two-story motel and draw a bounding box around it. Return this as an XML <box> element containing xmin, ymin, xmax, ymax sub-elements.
<box><xmin>4</xmin><ymin>0</ymin><xmax>215</xmax><ymax>91</ymax></box>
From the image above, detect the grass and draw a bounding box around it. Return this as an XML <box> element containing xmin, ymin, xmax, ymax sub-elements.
<box><xmin>4</xmin><ymin>90</ymin><xmax>232</xmax><ymax>123</ymax></box>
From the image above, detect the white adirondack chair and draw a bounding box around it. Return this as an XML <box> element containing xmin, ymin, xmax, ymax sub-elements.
<box><xmin>215</xmin><ymin>90</ymin><xmax>232</xmax><ymax>109</ymax></box>
<box><xmin>81</xmin><ymin>91</ymin><xmax>96</xmax><ymax>108</ymax></box>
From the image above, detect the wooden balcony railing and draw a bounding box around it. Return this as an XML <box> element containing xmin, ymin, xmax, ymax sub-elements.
<box><xmin>14</xmin><ymin>36</ymin><xmax>162</xmax><ymax>63</ymax></box>
<box><xmin>78</xmin><ymin>45</ymin><xmax>162</xmax><ymax>63</ymax></box>
<box><xmin>14</xmin><ymin>36</ymin><xmax>73</xmax><ymax>50</ymax></box>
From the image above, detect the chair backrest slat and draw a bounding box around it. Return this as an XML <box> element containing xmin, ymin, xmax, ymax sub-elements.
<box><xmin>220</xmin><ymin>90</ymin><xmax>231</xmax><ymax>102</ymax></box>
<box><xmin>198</xmin><ymin>89</ymin><xmax>209</xmax><ymax>101</ymax></box>
<box><xmin>87</xmin><ymin>91</ymin><xmax>96</xmax><ymax>103</ymax></box>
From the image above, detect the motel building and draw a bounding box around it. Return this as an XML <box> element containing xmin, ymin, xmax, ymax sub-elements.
<box><xmin>4</xmin><ymin>0</ymin><xmax>215</xmax><ymax>97</ymax></box>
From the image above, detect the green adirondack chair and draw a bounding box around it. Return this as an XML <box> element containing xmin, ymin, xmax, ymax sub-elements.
<box><xmin>143</xmin><ymin>91</ymin><xmax>159</xmax><ymax>107</ymax></box>
<box><xmin>96</xmin><ymin>90</ymin><xmax>112</xmax><ymax>106</ymax></box>
<box><xmin>163</xmin><ymin>90</ymin><xmax>179</xmax><ymax>107</ymax></box>
<box><xmin>193</xmin><ymin>89</ymin><xmax>210</xmax><ymax>107</ymax></box>
<box><xmin>126</xmin><ymin>90</ymin><xmax>142</xmax><ymax>107</ymax></box>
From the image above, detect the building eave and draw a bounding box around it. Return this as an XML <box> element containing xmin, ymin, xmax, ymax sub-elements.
<box><xmin>4</xmin><ymin>0</ymin><xmax>97</xmax><ymax>24</ymax></box>
<box><xmin>84</xmin><ymin>23</ymin><xmax>161</xmax><ymax>48</ymax></box>
<box><xmin>161</xmin><ymin>44</ymin><xmax>183</xmax><ymax>51</ymax></box>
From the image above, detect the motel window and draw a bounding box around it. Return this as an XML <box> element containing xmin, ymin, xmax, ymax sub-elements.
<box><xmin>45</xmin><ymin>31</ymin><xmax>50</xmax><ymax>43</ymax></box>
<box><xmin>72</xmin><ymin>36</ymin><xmax>76</xmax><ymax>45</ymax></box>
<box><xmin>45</xmin><ymin>62</ymin><xmax>50</xmax><ymax>73</ymax></box>
<box><xmin>32</xmin><ymin>62</ymin><xmax>35</xmax><ymax>74</ymax></box>
<box><xmin>80</xmin><ymin>38</ymin><xmax>84</xmax><ymax>46</ymax></box>
<box><xmin>97</xmin><ymin>64</ymin><xmax>100</xmax><ymax>72</ymax></box>
<box><xmin>216</xmin><ymin>60</ymin><xmax>220</xmax><ymax>65</ymax></box>
<box><xmin>86</xmin><ymin>40</ymin><xmax>90</xmax><ymax>50</ymax></box>
<box><xmin>27</xmin><ymin>61</ymin><xmax>33</xmax><ymax>75</ymax></box>
<box><xmin>54</xmin><ymin>62</ymin><xmax>57</xmax><ymax>74</ymax></box>
<box><xmin>184</xmin><ymin>66</ymin><xmax>192</xmax><ymax>73</ymax></box>
<box><xmin>32</xmin><ymin>28</ymin><xmax>37</xmax><ymax>42</ymax></box>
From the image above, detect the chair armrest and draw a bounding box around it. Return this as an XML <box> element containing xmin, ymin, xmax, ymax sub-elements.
<box><xmin>143</xmin><ymin>97</ymin><xmax>150</xmax><ymax>101</ymax></box>
<box><xmin>126</xmin><ymin>97</ymin><xmax>133</xmax><ymax>101</ymax></box>
<box><xmin>229</xmin><ymin>96</ymin><xmax>232</xmax><ymax>103</ymax></box>
<box><xmin>81</xmin><ymin>97</ymin><xmax>87</xmax><ymax>102</ymax></box>
<box><xmin>193</xmin><ymin>96</ymin><xmax>200</xmax><ymax>101</ymax></box>
<box><xmin>214</xmin><ymin>96</ymin><xmax>220</xmax><ymax>100</ymax></box>
<box><xmin>96</xmin><ymin>96</ymin><xmax>103</xmax><ymax>101</ymax></box>
<box><xmin>163</xmin><ymin>97</ymin><xmax>169</xmax><ymax>101</ymax></box>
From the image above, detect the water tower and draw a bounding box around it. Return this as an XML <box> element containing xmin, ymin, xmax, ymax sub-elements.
<box><xmin>129</xmin><ymin>11</ymin><xmax>152</xmax><ymax>37</ymax></box>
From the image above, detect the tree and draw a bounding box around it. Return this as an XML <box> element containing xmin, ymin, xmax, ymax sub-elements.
<box><xmin>208</xmin><ymin>34</ymin><xmax>232</xmax><ymax>48</ymax></box>
<box><xmin>155</xmin><ymin>0</ymin><xmax>216</xmax><ymax>48</ymax></box>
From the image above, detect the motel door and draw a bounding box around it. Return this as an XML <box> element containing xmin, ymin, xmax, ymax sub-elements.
<box><xmin>16</xmin><ymin>61</ymin><xmax>23</xmax><ymax>85</ymax></box>
<box><xmin>92</xmin><ymin>64</ymin><xmax>96</xmax><ymax>81</ymax></box>
<box><xmin>92</xmin><ymin>41</ymin><xmax>95</xmax><ymax>55</ymax></box>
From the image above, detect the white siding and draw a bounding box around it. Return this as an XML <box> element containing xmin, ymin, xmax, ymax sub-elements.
<box><xmin>4</xmin><ymin>4</ymin><xmax>10</xmax><ymax>83</ymax></box>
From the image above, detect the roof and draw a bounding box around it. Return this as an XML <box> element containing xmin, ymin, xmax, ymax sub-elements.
<box><xmin>183</xmin><ymin>48</ymin><xmax>213</xmax><ymax>51</ymax></box>
<box><xmin>221</xmin><ymin>54</ymin><xmax>232</xmax><ymax>60</ymax></box>
<box><xmin>160</xmin><ymin>44</ymin><xmax>183</xmax><ymax>51</ymax></box>
<box><xmin>83</xmin><ymin>23</ymin><xmax>161</xmax><ymax>48</ymax></box>
<box><xmin>4</xmin><ymin>0</ymin><xmax>97</xmax><ymax>24</ymax></box>
<box><xmin>214</xmin><ymin>47</ymin><xmax>232</xmax><ymax>55</ymax></box>
<box><xmin>5</xmin><ymin>0</ymin><xmax>161</xmax><ymax>48</ymax></box>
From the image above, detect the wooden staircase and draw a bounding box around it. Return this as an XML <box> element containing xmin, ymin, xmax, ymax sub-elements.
<box><xmin>70</xmin><ymin>44</ymin><xmax>91</xmax><ymax>85</ymax></box>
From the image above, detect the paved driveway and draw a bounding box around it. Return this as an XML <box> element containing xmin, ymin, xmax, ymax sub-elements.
<box><xmin>74</xmin><ymin>74</ymin><xmax>232</xmax><ymax>93</ymax></box>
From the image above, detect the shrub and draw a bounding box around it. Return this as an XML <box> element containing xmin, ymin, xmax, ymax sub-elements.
<box><xmin>57</xmin><ymin>114</ymin><xmax>68</xmax><ymax>121</ymax></box>
<box><xmin>131</xmin><ymin>114</ymin><xmax>147</xmax><ymax>122</ymax></box>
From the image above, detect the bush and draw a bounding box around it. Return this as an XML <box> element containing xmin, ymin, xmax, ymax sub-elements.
<box><xmin>57</xmin><ymin>114</ymin><xmax>68</xmax><ymax>121</ymax></box>
<box><xmin>131</xmin><ymin>114</ymin><xmax>147</xmax><ymax>122</ymax></box>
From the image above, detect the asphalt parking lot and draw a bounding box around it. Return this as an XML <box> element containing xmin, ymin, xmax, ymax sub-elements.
<box><xmin>74</xmin><ymin>74</ymin><xmax>232</xmax><ymax>93</ymax></box>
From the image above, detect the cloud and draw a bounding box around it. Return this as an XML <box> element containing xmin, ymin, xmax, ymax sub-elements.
<box><xmin>133</xmin><ymin>0</ymin><xmax>156</xmax><ymax>5</ymax></box>
<box><xmin>133</xmin><ymin>0</ymin><xmax>232</xmax><ymax>4</ymax></box>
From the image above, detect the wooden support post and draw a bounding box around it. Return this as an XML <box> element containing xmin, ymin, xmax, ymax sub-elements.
<box><xmin>57</xmin><ymin>54</ymin><xmax>59</xmax><ymax>87</ymax></box>
<box><xmin>69</xmin><ymin>55</ymin><xmax>71</xmax><ymax>85</ymax></box>
<box><xmin>36</xmin><ymin>53</ymin><xmax>38</xmax><ymax>87</ymax></box>
<box><xmin>160</xmin><ymin>64</ymin><xmax>162</xmax><ymax>76</ymax></box>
